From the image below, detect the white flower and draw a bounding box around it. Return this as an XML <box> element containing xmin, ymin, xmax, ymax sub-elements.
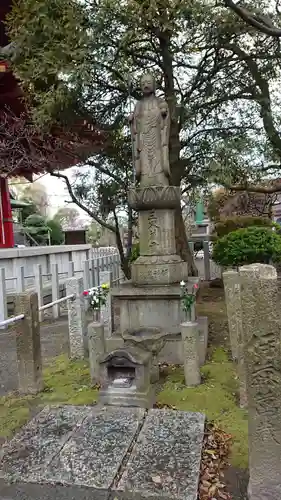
<box><xmin>180</xmin><ymin>280</ymin><xmax>185</xmax><ymax>287</ymax></box>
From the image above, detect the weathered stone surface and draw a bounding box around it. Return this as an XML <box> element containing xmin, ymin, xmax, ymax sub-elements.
<box><xmin>0</xmin><ymin>406</ymin><xmax>205</xmax><ymax>500</ymax></box>
<box><xmin>181</xmin><ymin>322</ymin><xmax>201</xmax><ymax>387</ymax></box>
<box><xmin>88</xmin><ymin>321</ymin><xmax>106</xmax><ymax>384</ymax></box>
<box><xmin>239</xmin><ymin>264</ymin><xmax>281</xmax><ymax>500</ymax></box>
<box><xmin>100</xmin><ymin>270</ymin><xmax>113</xmax><ymax>338</ymax></box>
<box><xmin>197</xmin><ymin>316</ymin><xmax>208</xmax><ymax>366</ymax></box>
<box><xmin>98</xmin><ymin>346</ymin><xmax>153</xmax><ymax>408</ymax></box>
<box><xmin>223</xmin><ymin>270</ymin><xmax>241</xmax><ymax>360</ymax></box>
<box><xmin>0</xmin><ymin>406</ymin><xmax>87</xmax><ymax>482</ymax></box>
<box><xmin>111</xmin><ymin>282</ymin><xmax>189</xmax><ymax>337</ymax></box>
<box><xmin>14</xmin><ymin>291</ymin><xmax>43</xmax><ymax>394</ymax></box>
<box><xmin>138</xmin><ymin>209</ymin><xmax>176</xmax><ymax>256</ymax></box>
<box><xmin>129</xmin><ymin>73</ymin><xmax>170</xmax><ymax>188</ymax></box>
<box><xmin>0</xmin><ymin>406</ymin><xmax>145</xmax><ymax>499</ymax></box>
<box><xmin>128</xmin><ymin>185</ymin><xmax>181</xmax><ymax>210</ymax></box>
<box><xmin>223</xmin><ymin>270</ymin><xmax>247</xmax><ymax>407</ymax></box>
<box><xmin>43</xmin><ymin>406</ymin><xmax>144</xmax><ymax>488</ymax></box>
<box><xmin>131</xmin><ymin>254</ymin><xmax>188</xmax><ymax>286</ymax></box>
<box><xmin>114</xmin><ymin>409</ymin><xmax>205</xmax><ymax>500</ymax></box>
<box><xmin>66</xmin><ymin>277</ymin><xmax>87</xmax><ymax>359</ymax></box>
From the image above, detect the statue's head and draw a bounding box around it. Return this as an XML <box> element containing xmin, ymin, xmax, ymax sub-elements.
<box><xmin>140</xmin><ymin>73</ymin><xmax>156</xmax><ymax>96</ymax></box>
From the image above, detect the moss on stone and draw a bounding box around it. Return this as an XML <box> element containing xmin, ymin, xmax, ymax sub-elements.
<box><xmin>157</xmin><ymin>348</ymin><xmax>248</xmax><ymax>468</ymax></box>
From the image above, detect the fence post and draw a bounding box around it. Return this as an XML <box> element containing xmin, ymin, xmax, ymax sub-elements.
<box><xmin>34</xmin><ymin>264</ymin><xmax>43</xmax><ymax>322</ymax></box>
<box><xmin>203</xmin><ymin>241</ymin><xmax>211</xmax><ymax>281</ymax></box>
<box><xmin>51</xmin><ymin>263</ymin><xmax>60</xmax><ymax>319</ymax></box>
<box><xmin>100</xmin><ymin>269</ymin><xmax>113</xmax><ymax>337</ymax></box>
<box><xmin>15</xmin><ymin>291</ymin><xmax>43</xmax><ymax>394</ymax></box>
<box><xmin>0</xmin><ymin>268</ymin><xmax>7</xmax><ymax>329</ymax></box>
<box><xmin>68</xmin><ymin>261</ymin><xmax>74</xmax><ymax>278</ymax></box>
<box><xmin>83</xmin><ymin>259</ymin><xmax>91</xmax><ymax>291</ymax></box>
<box><xmin>92</xmin><ymin>258</ymin><xmax>99</xmax><ymax>288</ymax></box>
<box><xmin>16</xmin><ymin>266</ymin><xmax>25</xmax><ymax>293</ymax></box>
<box><xmin>66</xmin><ymin>276</ymin><xmax>87</xmax><ymax>358</ymax></box>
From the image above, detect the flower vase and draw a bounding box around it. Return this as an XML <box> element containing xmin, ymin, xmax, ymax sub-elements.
<box><xmin>93</xmin><ymin>309</ymin><xmax>101</xmax><ymax>323</ymax></box>
<box><xmin>184</xmin><ymin>309</ymin><xmax>192</xmax><ymax>322</ymax></box>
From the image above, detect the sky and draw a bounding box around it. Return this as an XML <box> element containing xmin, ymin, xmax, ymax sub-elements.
<box><xmin>38</xmin><ymin>167</ymin><xmax>91</xmax><ymax>222</ymax></box>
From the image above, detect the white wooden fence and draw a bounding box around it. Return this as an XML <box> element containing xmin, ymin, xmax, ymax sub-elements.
<box><xmin>0</xmin><ymin>251</ymin><xmax>121</xmax><ymax>326</ymax></box>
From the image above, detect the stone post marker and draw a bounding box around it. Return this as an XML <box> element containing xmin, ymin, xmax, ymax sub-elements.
<box><xmin>66</xmin><ymin>277</ymin><xmax>87</xmax><ymax>359</ymax></box>
<box><xmin>223</xmin><ymin>270</ymin><xmax>247</xmax><ymax>408</ymax></box>
<box><xmin>15</xmin><ymin>291</ymin><xmax>43</xmax><ymax>394</ymax></box>
<box><xmin>100</xmin><ymin>269</ymin><xmax>113</xmax><ymax>338</ymax></box>
<box><xmin>181</xmin><ymin>321</ymin><xmax>201</xmax><ymax>386</ymax></box>
<box><xmin>239</xmin><ymin>263</ymin><xmax>281</xmax><ymax>500</ymax></box>
<box><xmin>223</xmin><ymin>270</ymin><xmax>240</xmax><ymax>360</ymax></box>
<box><xmin>88</xmin><ymin>322</ymin><xmax>106</xmax><ymax>384</ymax></box>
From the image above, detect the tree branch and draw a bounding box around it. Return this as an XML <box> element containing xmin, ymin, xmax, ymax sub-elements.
<box><xmin>223</xmin><ymin>181</ymin><xmax>281</xmax><ymax>194</ymax></box>
<box><xmin>224</xmin><ymin>0</ymin><xmax>281</xmax><ymax>37</ymax></box>
<box><xmin>50</xmin><ymin>171</ymin><xmax>117</xmax><ymax>232</ymax></box>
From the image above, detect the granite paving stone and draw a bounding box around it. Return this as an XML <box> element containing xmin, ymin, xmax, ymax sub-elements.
<box><xmin>42</xmin><ymin>406</ymin><xmax>145</xmax><ymax>489</ymax></box>
<box><xmin>0</xmin><ymin>405</ymin><xmax>88</xmax><ymax>482</ymax></box>
<box><xmin>0</xmin><ymin>406</ymin><xmax>205</xmax><ymax>500</ymax></box>
<box><xmin>114</xmin><ymin>409</ymin><xmax>205</xmax><ymax>500</ymax></box>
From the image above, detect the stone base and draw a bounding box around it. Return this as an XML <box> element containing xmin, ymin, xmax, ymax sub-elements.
<box><xmin>112</xmin><ymin>281</ymin><xmax>191</xmax><ymax>336</ymax></box>
<box><xmin>131</xmin><ymin>255</ymin><xmax>188</xmax><ymax>286</ymax></box>
<box><xmin>99</xmin><ymin>384</ymin><xmax>154</xmax><ymax>408</ymax></box>
<box><xmin>111</xmin><ymin>280</ymin><xmax>202</xmax><ymax>365</ymax></box>
<box><xmin>0</xmin><ymin>405</ymin><xmax>205</xmax><ymax>500</ymax></box>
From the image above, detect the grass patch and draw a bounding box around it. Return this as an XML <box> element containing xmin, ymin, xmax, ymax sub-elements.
<box><xmin>157</xmin><ymin>348</ymin><xmax>248</xmax><ymax>468</ymax></box>
<box><xmin>0</xmin><ymin>355</ymin><xmax>98</xmax><ymax>440</ymax></box>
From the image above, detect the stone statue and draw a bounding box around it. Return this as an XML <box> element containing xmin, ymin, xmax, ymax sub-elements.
<box><xmin>129</xmin><ymin>73</ymin><xmax>171</xmax><ymax>187</ymax></box>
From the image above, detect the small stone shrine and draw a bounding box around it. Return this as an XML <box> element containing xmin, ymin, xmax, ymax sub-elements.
<box><xmin>98</xmin><ymin>346</ymin><xmax>154</xmax><ymax>408</ymax></box>
<box><xmin>111</xmin><ymin>72</ymin><xmax>202</xmax><ymax>365</ymax></box>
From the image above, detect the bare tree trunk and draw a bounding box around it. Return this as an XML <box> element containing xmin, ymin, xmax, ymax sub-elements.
<box><xmin>174</xmin><ymin>204</ymin><xmax>198</xmax><ymax>277</ymax></box>
<box><xmin>113</xmin><ymin>210</ymin><xmax>131</xmax><ymax>280</ymax></box>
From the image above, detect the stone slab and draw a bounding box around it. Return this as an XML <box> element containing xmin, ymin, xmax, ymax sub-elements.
<box><xmin>0</xmin><ymin>406</ymin><xmax>145</xmax><ymax>500</ymax></box>
<box><xmin>0</xmin><ymin>406</ymin><xmax>205</xmax><ymax>500</ymax></box>
<box><xmin>114</xmin><ymin>409</ymin><xmax>205</xmax><ymax>500</ymax></box>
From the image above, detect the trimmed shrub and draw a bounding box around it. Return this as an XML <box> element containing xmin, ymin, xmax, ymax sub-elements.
<box><xmin>212</xmin><ymin>226</ymin><xmax>281</xmax><ymax>268</ymax></box>
<box><xmin>214</xmin><ymin>215</ymin><xmax>274</xmax><ymax>239</ymax></box>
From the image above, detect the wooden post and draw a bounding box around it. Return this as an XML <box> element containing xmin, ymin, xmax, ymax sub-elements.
<box><xmin>15</xmin><ymin>291</ymin><xmax>43</xmax><ymax>394</ymax></box>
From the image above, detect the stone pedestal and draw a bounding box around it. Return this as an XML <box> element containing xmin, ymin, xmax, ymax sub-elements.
<box><xmin>88</xmin><ymin>322</ymin><xmax>106</xmax><ymax>385</ymax></box>
<box><xmin>181</xmin><ymin>322</ymin><xmax>201</xmax><ymax>387</ymax></box>
<box><xmin>239</xmin><ymin>264</ymin><xmax>281</xmax><ymax>500</ymax></box>
<box><xmin>129</xmin><ymin>186</ymin><xmax>188</xmax><ymax>286</ymax></box>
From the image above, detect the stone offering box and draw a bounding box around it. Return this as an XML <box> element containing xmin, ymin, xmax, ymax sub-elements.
<box><xmin>98</xmin><ymin>346</ymin><xmax>154</xmax><ymax>408</ymax></box>
<box><xmin>0</xmin><ymin>405</ymin><xmax>205</xmax><ymax>500</ymax></box>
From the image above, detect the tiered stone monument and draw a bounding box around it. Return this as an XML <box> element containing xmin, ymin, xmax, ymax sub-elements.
<box><xmin>111</xmin><ymin>73</ymin><xmax>197</xmax><ymax>365</ymax></box>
